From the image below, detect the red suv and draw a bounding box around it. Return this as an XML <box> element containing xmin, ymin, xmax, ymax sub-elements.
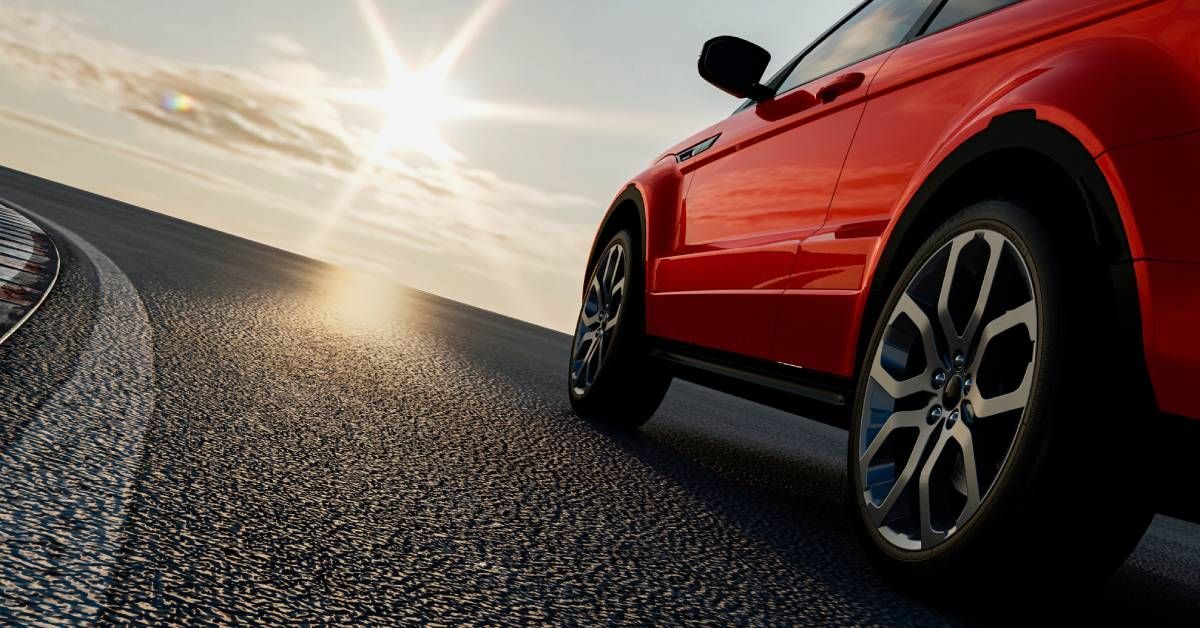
<box><xmin>568</xmin><ymin>0</ymin><xmax>1200</xmax><ymax>592</ymax></box>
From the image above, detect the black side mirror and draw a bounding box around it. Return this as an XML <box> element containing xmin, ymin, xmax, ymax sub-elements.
<box><xmin>698</xmin><ymin>36</ymin><xmax>774</xmax><ymax>102</ymax></box>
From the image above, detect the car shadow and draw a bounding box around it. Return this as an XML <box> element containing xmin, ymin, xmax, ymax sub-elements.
<box><xmin>584</xmin><ymin>381</ymin><xmax>1200</xmax><ymax>625</ymax></box>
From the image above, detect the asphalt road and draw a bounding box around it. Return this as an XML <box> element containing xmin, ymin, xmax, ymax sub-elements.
<box><xmin>0</xmin><ymin>167</ymin><xmax>1195</xmax><ymax>625</ymax></box>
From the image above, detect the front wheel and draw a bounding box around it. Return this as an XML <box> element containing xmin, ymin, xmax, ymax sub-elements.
<box><xmin>849</xmin><ymin>200</ymin><xmax>1153</xmax><ymax>596</ymax></box>
<box><xmin>568</xmin><ymin>230</ymin><xmax>671</xmax><ymax>428</ymax></box>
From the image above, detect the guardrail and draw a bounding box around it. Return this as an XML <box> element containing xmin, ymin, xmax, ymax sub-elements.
<box><xmin>0</xmin><ymin>201</ymin><xmax>59</xmax><ymax>345</ymax></box>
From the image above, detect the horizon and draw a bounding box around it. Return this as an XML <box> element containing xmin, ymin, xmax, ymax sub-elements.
<box><xmin>0</xmin><ymin>0</ymin><xmax>854</xmax><ymax>331</ymax></box>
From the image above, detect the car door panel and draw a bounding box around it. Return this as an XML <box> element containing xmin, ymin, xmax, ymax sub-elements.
<box><xmin>649</xmin><ymin>54</ymin><xmax>890</xmax><ymax>360</ymax></box>
<box><xmin>769</xmin><ymin>0</ymin><xmax>1155</xmax><ymax>375</ymax></box>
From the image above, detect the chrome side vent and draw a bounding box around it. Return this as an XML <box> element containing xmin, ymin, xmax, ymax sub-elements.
<box><xmin>675</xmin><ymin>134</ymin><xmax>720</xmax><ymax>163</ymax></box>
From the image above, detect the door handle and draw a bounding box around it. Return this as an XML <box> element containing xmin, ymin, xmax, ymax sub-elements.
<box><xmin>816</xmin><ymin>72</ymin><xmax>866</xmax><ymax>103</ymax></box>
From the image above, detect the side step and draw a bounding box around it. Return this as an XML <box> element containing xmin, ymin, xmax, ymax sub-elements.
<box><xmin>649</xmin><ymin>338</ymin><xmax>854</xmax><ymax>429</ymax></box>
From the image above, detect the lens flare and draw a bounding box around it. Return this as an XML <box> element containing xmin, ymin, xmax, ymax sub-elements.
<box><xmin>161</xmin><ymin>93</ymin><xmax>195</xmax><ymax>113</ymax></box>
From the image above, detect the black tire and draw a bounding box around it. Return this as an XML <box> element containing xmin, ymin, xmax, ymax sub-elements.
<box><xmin>849</xmin><ymin>199</ymin><xmax>1153</xmax><ymax>598</ymax></box>
<box><xmin>568</xmin><ymin>229</ymin><xmax>671</xmax><ymax>428</ymax></box>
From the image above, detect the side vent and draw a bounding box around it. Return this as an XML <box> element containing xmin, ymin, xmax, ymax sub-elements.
<box><xmin>676</xmin><ymin>134</ymin><xmax>720</xmax><ymax>163</ymax></box>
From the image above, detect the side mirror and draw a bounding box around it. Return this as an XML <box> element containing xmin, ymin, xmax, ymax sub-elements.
<box><xmin>698</xmin><ymin>36</ymin><xmax>774</xmax><ymax>102</ymax></box>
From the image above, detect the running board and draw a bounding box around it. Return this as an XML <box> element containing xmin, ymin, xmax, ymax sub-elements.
<box><xmin>648</xmin><ymin>339</ymin><xmax>853</xmax><ymax>429</ymax></box>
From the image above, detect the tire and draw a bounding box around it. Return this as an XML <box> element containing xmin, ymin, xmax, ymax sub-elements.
<box><xmin>849</xmin><ymin>199</ymin><xmax>1153</xmax><ymax>597</ymax></box>
<box><xmin>568</xmin><ymin>229</ymin><xmax>671</xmax><ymax>428</ymax></box>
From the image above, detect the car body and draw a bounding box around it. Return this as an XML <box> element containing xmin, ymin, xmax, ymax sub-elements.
<box><xmin>599</xmin><ymin>0</ymin><xmax>1199</xmax><ymax>418</ymax></box>
<box><xmin>570</xmin><ymin>0</ymin><xmax>1200</xmax><ymax>590</ymax></box>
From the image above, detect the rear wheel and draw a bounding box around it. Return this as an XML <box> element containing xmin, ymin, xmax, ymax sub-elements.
<box><xmin>850</xmin><ymin>200</ymin><xmax>1153</xmax><ymax>595</ymax></box>
<box><xmin>568</xmin><ymin>230</ymin><xmax>671</xmax><ymax>428</ymax></box>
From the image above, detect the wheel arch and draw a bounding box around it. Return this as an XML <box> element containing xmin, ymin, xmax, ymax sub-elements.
<box><xmin>583</xmin><ymin>185</ymin><xmax>646</xmax><ymax>299</ymax></box>
<box><xmin>856</xmin><ymin>111</ymin><xmax>1146</xmax><ymax>396</ymax></box>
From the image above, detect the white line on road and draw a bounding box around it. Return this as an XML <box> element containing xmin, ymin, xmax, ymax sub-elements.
<box><xmin>0</xmin><ymin>206</ymin><xmax>155</xmax><ymax>624</ymax></box>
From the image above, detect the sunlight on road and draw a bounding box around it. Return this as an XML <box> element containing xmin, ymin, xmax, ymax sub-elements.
<box><xmin>316</xmin><ymin>266</ymin><xmax>410</xmax><ymax>335</ymax></box>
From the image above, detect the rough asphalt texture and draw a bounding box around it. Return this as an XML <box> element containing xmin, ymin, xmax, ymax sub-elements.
<box><xmin>0</xmin><ymin>167</ymin><xmax>1195</xmax><ymax>625</ymax></box>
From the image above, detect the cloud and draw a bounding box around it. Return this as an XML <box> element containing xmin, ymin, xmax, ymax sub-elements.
<box><xmin>0</xmin><ymin>7</ymin><xmax>356</xmax><ymax>175</ymax></box>
<box><xmin>258</xmin><ymin>33</ymin><xmax>307</xmax><ymax>58</ymax></box>
<box><xmin>0</xmin><ymin>6</ymin><xmax>601</xmax><ymax>327</ymax></box>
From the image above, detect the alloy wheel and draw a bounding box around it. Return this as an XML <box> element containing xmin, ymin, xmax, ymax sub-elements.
<box><xmin>858</xmin><ymin>229</ymin><xmax>1038</xmax><ymax>551</ymax></box>
<box><xmin>570</xmin><ymin>240</ymin><xmax>627</xmax><ymax>396</ymax></box>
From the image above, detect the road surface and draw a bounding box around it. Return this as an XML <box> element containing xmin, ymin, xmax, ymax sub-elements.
<box><xmin>0</xmin><ymin>167</ymin><xmax>1195</xmax><ymax>624</ymax></box>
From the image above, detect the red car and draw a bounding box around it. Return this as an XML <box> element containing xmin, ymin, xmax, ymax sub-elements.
<box><xmin>568</xmin><ymin>0</ymin><xmax>1200</xmax><ymax>592</ymax></box>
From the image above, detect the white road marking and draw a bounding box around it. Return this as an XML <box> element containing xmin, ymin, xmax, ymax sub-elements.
<box><xmin>0</xmin><ymin>208</ymin><xmax>155</xmax><ymax>623</ymax></box>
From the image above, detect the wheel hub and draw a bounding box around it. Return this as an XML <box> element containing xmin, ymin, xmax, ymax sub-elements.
<box><xmin>942</xmin><ymin>373</ymin><xmax>964</xmax><ymax>408</ymax></box>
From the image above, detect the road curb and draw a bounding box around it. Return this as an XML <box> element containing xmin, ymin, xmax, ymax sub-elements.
<box><xmin>0</xmin><ymin>199</ymin><xmax>60</xmax><ymax>345</ymax></box>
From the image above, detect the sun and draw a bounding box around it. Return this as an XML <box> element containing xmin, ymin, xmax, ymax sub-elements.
<box><xmin>364</xmin><ymin>67</ymin><xmax>463</xmax><ymax>162</ymax></box>
<box><xmin>308</xmin><ymin>0</ymin><xmax>503</xmax><ymax>249</ymax></box>
<box><xmin>333</xmin><ymin>0</ymin><xmax>505</xmax><ymax>163</ymax></box>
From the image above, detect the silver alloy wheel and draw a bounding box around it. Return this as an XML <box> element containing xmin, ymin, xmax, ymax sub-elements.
<box><xmin>570</xmin><ymin>240</ymin><xmax>627</xmax><ymax>396</ymax></box>
<box><xmin>858</xmin><ymin>229</ymin><xmax>1038</xmax><ymax>551</ymax></box>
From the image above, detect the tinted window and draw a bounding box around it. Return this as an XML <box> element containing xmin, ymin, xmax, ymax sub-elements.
<box><xmin>777</xmin><ymin>0</ymin><xmax>933</xmax><ymax>94</ymax></box>
<box><xmin>924</xmin><ymin>0</ymin><xmax>1019</xmax><ymax>36</ymax></box>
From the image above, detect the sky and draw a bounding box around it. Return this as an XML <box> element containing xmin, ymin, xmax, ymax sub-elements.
<box><xmin>0</xmin><ymin>0</ymin><xmax>856</xmax><ymax>331</ymax></box>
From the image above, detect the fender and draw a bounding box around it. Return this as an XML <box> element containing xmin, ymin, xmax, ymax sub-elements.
<box><xmin>865</xmin><ymin>29</ymin><xmax>1200</xmax><ymax>280</ymax></box>
<box><xmin>848</xmin><ymin>24</ymin><xmax>1200</xmax><ymax>376</ymax></box>
<box><xmin>583</xmin><ymin>156</ymin><xmax>686</xmax><ymax>298</ymax></box>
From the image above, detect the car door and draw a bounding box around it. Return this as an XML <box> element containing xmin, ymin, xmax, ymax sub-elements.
<box><xmin>649</xmin><ymin>0</ymin><xmax>937</xmax><ymax>361</ymax></box>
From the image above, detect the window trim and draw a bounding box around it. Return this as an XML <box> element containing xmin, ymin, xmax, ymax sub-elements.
<box><xmin>913</xmin><ymin>0</ymin><xmax>1025</xmax><ymax>41</ymax></box>
<box><xmin>764</xmin><ymin>0</ymin><xmax>876</xmax><ymax>95</ymax></box>
<box><xmin>734</xmin><ymin>0</ymin><xmax>939</xmax><ymax>114</ymax></box>
<box><xmin>731</xmin><ymin>0</ymin><xmax>1022</xmax><ymax>116</ymax></box>
<box><xmin>734</xmin><ymin>0</ymin><xmax>877</xmax><ymax>114</ymax></box>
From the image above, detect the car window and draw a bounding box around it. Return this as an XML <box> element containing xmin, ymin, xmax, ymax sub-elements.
<box><xmin>775</xmin><ymin>0</ymin><xmax>933</xmax><ymax>95</ymax></box>
<box><xmin>923</xmin><ymin>0</ymin><xmax>1020</xmax><ymax>36</ymax></box>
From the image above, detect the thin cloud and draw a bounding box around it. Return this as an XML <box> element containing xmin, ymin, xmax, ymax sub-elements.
<box><xmin>0</xmin><ymin>6</ymin><xmax>603</xmax><ymax>327</ymax></box>
<box><xmin>258</xmin><ymin>33</ymin><xmax>308</xmax><ymax>58</ymax></box>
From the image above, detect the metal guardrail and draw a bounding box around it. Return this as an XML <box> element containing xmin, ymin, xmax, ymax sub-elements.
<box><xmin>0</xmin><ymin>201</ymin><xmax>59</xmax><ymax>345</ymax></box>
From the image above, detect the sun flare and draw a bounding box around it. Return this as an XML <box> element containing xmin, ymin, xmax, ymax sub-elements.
<box><xmin>368</xmin><ymin>67</ymin><xmax>463</xmax><ymax>162</ymax></box>
<box><xmin>333</xmin><ymin>0</ymin><xmax>505</xmax><ymax>164</ymax></box>
<box><xmin>307</xmin><ymin>0</ymin><xmax>504</xmax><ymax>249</ymax></box>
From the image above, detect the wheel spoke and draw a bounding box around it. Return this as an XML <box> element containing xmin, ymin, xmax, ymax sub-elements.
<box><xmin>968</xmin><ymin>363</ymin><xmax>1032</xmax><ymax>418</ymax></box>
<box><xmin>609</xmin><ymin>278</ymin><xmax>625</xmax><ymax>306</ymax></box>
<box><xmin>581</xmin><ymin>335</ymin><xmax>598</xmax><ymax>367</ymax></box>
<box><xmin>600</xmin><ymin>248</ymin><xmax>614</xmax><ymax>293</ymax></box>
<box><xmin>579</xmin><ymin>305</ymin><xmax>601</xmax><ymax>327</ymax></box>
<box><xmin>600</xmin><ymin>244</ymin><xmax>622</xmax><ymax>297</ymax></box>
<box><xmin>596</xmin><ymin>333</ymin><xmax>607</xmax><ymax>366</ymax></box>
<box><xmin>609</xmin><ymin>245</ymin><xmax>624</xmax><ymax>289</ymax></box>
<box><xmin>860</xmin><ymin>406</ymin><xmax>929</xmax><ymax>468</ymax></box>
<box><xmin>572</xmin><ymin>335</ymin><xmax>594</xmax><ymax>382</ymax></box>
<box><xmin>583</xmin><ymin>336</ymin><xmax>601</xmax><ymax>384</ymax></box>
<box><xmin>936</xmin><ymin>236</ymin><xmax>966</xmax><ymax>347</ymax></box>
<box><xmin>960</xmin><ymin>232</ymin><xmax>1004</xmax><ymax>349</ymax></box>
<box><xmin>969</xmin><ymin>299</ymin><xmax>1035</xmax><ymax>373</ymax></box>
<box><xmin>950</xmin><ymin>421</ymin><xmax>983</xmax><ymax>527</ymax></box>
<box><xmin>576</xmin><ymin>329</ymin><xmax>599</xmax><ymax>347</ymax></box>
<box><xmin>861</xmin><ymin>407</ymin><xmax>937</xmax><ymax>526</ymax></box>
<box><xmin>869</xmin><ymin>364</ymin><xmax>930</xmax><ymax>399</ymax></box>
<box><xmin>870</xmin><ymin>294</ymin><xmax>940</xmax><ymax>398</ymax></box>
<box><xmin>966</xmin><ymin>299</ymin><xmax>1035</xmax><ymax>418</ymax></box>
<box><xmin>590</xmin><ymin>275</ymin><xmax>605</xmax><ymax>311</ymax></box>
<box><xmin>918</xmin><ymin>428</ymin><xmax>953</xmax><ymax>548</ymax></box>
